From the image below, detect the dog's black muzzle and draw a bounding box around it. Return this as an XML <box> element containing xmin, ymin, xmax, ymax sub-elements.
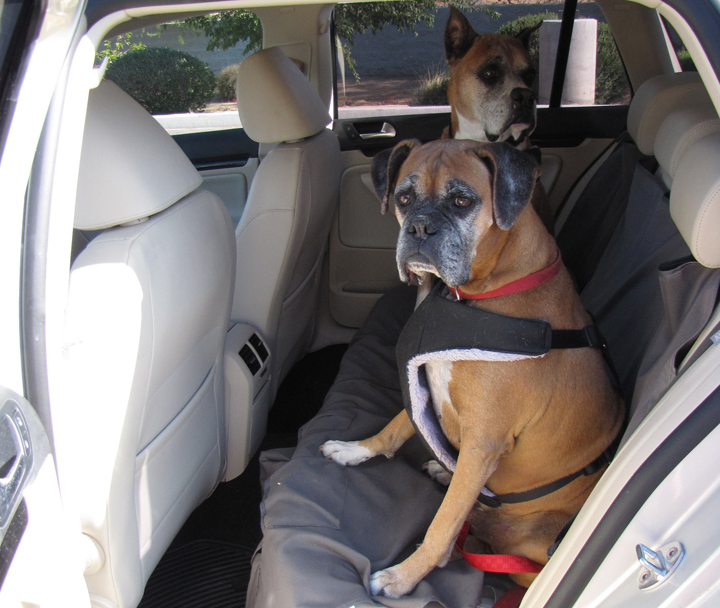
<box><xmin>397</xmin><ymin>208</ymin><xmax>473</xmax><ymax>287</ymax></box>
<box><xmin>510</xmin><ymin>86</ymin><xmax>537</xmax><ymax>131</ymax></box>
<box><xmin>397</xmin><ymin>210</ymin><xmax>447</xmax><ymax>280</ymax></box>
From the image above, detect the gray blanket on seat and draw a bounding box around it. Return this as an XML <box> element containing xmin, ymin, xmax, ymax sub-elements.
<box><xmin>247</xmin><ymin>286</ymin><xmax>485</xmax><ymax>608</ymax></box>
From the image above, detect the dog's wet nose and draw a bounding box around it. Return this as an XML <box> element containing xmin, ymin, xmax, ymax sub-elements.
<box><xmin>408</xmin><ymin>216</ymin><xmax>438</xmax><ymax>239</ymax></box>
<box><xmin>511</xmin><ymin>87</ymin><xmax>535</xmax><ymax>110</ymax></box>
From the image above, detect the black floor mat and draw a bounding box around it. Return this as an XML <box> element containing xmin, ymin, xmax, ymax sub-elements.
<box><xmin>138</xmin><ymin>540</ymin><xmax>254</xmax><ymax>608</ymax></box>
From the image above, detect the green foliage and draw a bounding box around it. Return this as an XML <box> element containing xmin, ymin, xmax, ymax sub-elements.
<box><xmin>676</xmin><ymin>48</ymin><xmax>697</xmax><ymax>72</ymax></box>
<box><xmin>181</xmin><ymin>11</ymin><xmax>263</xmax><ymax>54</ymax></box>
<box><xmin>216</xmin><ymin>63</ymin><xmax>240</xmax><ymax>102</ymax></box>
<box><xmin>413</xmin><ymin>64</ymin><xmax>450</xmax><ymax>106</ymax></box>
<box><xmin>96</xmin><ymin>33</ymin><xmax>146</xmax><ymax>66</ymax></box>
<box><xmin>496</xmin><ymin>10</ymin><xmax>557</xmax><ymax>67</ymax></box>
<box><xmin>105</xmin><ymin>47</ymin><xmax>216</xmax><ymax>114</ymax></box>
<box><xmin>595</xmin><ymin>22</ymin><xmax>630</xmax><ymax>104</ymax></box>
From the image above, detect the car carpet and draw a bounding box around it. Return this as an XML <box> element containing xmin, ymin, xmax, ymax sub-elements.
<box><xmin>137</xmin><ymin>539</ymin><xmax>254</xmax><ymax>608</ymax></box>
<box><xmin>138</xmin><ymin>344</ymin><xmax>348</xmax><ymax>608</ymax></box>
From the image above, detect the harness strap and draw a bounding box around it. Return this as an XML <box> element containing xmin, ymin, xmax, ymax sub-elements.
<box><xmin>551</xmin><ymin>324</ymin><xmax>603</xmax><ymax>349</ymax></box>
<box><xmin>478</xmin><ymin>447</ymin><xmax>612</xmax><ymax>509</ymax></box>
<box><xmin>455</xmin><ymin>522</ymin><xmax>543</xmax><ymax>574</ymax></box>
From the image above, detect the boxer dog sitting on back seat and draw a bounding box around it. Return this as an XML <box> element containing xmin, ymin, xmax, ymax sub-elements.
<box><xmin>320</xmin><ymin>139</ymin><xmax>625</xmax><ymax>598</ymax></box>
<box><xmin>443</xmin><ymin>7</ymin><xmax>554</xmax><ymax>232</ymax></box>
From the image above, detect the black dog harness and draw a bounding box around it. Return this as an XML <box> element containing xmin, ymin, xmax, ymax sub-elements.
<box><xmin>396</xmin><ymin>280</ymin><xmax>620</xmax><ymax>508</ymax></box>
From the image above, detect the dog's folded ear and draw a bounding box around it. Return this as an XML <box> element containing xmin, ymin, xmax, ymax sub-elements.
<box><xmin>371</xmin><ymin>139</ymin><xmax>421</xmax><ymax>214</ymax></box>
<box><xmin>473</xmin><ymin>143</ymin><xmax>541</xmax><ymax>230</ymax></box>
<box><xmin>515</xmin><ymin>20</ymin><xmax>543</xmax><ymax>51</ymax></box>
<box><xmin>445</xmin><ymin>6</ymin><xmax>478</xmax><ymax>66</ymax></box>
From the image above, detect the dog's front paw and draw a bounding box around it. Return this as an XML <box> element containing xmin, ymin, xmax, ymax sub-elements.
<box><xmin>320</xmin><ymin>440</ymin><xmax>373</xmax><ymax>466</ymax></box>
<box><xmin>423</xmin><ymin>460</ymin><xmax>452</xmax><ymax>486</ymax></box>
<box><xmin>370</xmin><ymin>566</ymin><xmax>416</xmax><ymax>598</ymax></box>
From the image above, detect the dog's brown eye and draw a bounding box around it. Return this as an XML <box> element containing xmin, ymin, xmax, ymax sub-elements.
<box><xmin>397</xmin><ymin>193</ymin><xmax>411</xmax><ymax>206</ymax></box>
<box><xmin>455</xmin><ymin>196</ymin><xmax>471</xmax><ymax>208</ymax></box>
<box><xmin>480</xmin><ymin>66</ymin><xmax>498</xmax><ymax>83</ymax></box>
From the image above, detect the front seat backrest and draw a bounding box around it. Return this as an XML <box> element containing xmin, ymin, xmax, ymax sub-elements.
<box><xmin>63</xmin><ymin>80</ymin><xmax>236</xmax><ymax>608</ymax></box>
<box><xmin>231</xmin><ymin>47</ymin><xmax>342</xmax><ymax>396</ymax></box>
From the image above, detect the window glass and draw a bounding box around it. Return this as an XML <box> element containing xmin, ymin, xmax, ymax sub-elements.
<box><xmin>335</xmin><ymin>1</ymin><xmax>631</xmax><ymax>118</ymax></box>
<box><xmin>661</xmin><ymin>17</ymin><xmax>697</xmax><ymax>72</ymax></box>
<box><xmin>97</xmin><ymin>12</ymin><xmax>262</xmax><ymax>134</ymax></box>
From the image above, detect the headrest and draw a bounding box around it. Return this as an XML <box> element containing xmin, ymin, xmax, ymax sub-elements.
<box><xmin>654</xmin><ymin>104</ymin><xmax>720</xmax><ymax>187</ymax></box>
<box><xmin>75</xmin><ymin>80</ymin><xmax>202</xmax><ymax>231</ymax></box>
<box><xmin>236</xmin><ymin>47</ymin><xmax>330</xmax><ymax>144</ymax></box>
<box><xmin>627</xmin><ymin>72</ymin><xmax>710</xmax><ymax>155</ymax></box>
<box><xmin>670</xmin><ymin>132</ymin><xmax>720</xmax><ymax>268</ymax></box>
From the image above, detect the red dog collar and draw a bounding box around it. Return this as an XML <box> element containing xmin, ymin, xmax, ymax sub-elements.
<box><xmin>450</xmin><ymin>250</ymin><xmax>562</xmax><ymax>300</ymax></box>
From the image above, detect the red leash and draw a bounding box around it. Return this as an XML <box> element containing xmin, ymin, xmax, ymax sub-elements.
<box><xmin>455</xmin><ymin>523</ymin><xmax>542</xmax><ymax>608</ymax></box>
<box><xmin>455</xmin><ymin>522</ymin><xmax>543</xmax><ymax>574</ymax></box>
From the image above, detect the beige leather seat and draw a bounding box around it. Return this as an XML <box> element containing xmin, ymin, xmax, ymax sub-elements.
<box><xmin>230</xmin><ymin>47</ymin><xmax>342</xmax><ymax>398</ymax></box>
<box><xmin>63</xmin><ymin>80</ymin><xmax>236</xmax><ymax>608</ymax></box>
<box><xmin>626</xmin><ymin>71</ymin><xmax>711</xmax><ymax>155</ymax></box>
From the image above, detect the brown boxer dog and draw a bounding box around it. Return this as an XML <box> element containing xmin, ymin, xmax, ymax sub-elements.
<box><xmin>444</xmin><ymin>7</ymin><xmax>554</xmax><ymax>233</ymax></box>
<box><xmin>321</xmin><ymin>139</ymin><xmax>624</xmax><ymax>597</ymax></box>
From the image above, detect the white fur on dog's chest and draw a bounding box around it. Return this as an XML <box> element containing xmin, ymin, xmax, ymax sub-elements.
<box><xmin>426</xmin><ymin>360</ymin><xmax>455</xmax><ymax>432</ymax></box>
<box><xmin>454</xmin><ymin>111</ymin><xmax>490</xmax><ymax>142</ymax></box>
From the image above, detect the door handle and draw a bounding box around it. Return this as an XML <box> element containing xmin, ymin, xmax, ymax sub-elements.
<box><xmin>359</xmin><ymin>122</ymin><xmax>397</xmax><ymax>140</ymax></box>
<box><xmin>0</xmin><ymin>401</ymin><xmax>32</xmax><ymax>530</ymax></box>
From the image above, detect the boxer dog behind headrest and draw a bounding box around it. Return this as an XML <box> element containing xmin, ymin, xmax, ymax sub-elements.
<box><xmin>321</xmin><ymin>139</ymin><xmax>624</xmax><ymax>597</ymax></box>
<box><xmin>443</xmin><ymin>8</ymin><xmax>554</xmax><ymax>232</ymax></box>
<box><xmin>445</xmin><ymin>6</ymin><xmax>541</xmax><ymax>148</ymax></box>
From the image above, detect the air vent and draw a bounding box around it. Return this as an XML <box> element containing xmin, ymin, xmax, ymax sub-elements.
<box><xmin>249</xmin><ymin>334</ymin><xmax>268</xmax><ymax>362</ymax></box>
<box><xmin>239</xmin><ymin>344</ymin><xmax>261</xmax><ymax>375</ymax></box>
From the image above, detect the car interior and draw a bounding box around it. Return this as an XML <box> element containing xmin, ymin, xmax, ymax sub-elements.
<box><xmin>14</xmin><ymin>0</ymin><xmax>720</xmax><ymax>606</ymax></box>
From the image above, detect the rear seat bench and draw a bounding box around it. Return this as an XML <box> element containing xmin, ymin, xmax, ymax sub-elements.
<box><xmin>246</xmin><ymin>74</ymin><xmax>720</xmax><ymax>608</ymax></box>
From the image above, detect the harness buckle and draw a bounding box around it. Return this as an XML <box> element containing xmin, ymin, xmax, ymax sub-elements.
<box><xmin>583</xmin><ymin>325</ymin><xmax>604</xmax><ymax>349</ymax></box>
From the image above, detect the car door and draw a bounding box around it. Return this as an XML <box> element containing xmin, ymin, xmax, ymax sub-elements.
<box><xmin>0</xmin><ymin>0</ymin><xmax>91</xmax><ymax>605</ymax></box>
<box><xmin>327</xmin><ymin>0</ymin><xmax>644</xmax><ymax>330</ymax></box>
<box><xmin>522</xmin><ymin>338</ymin><xmax>720</xmax><ymax>607</ymax></box>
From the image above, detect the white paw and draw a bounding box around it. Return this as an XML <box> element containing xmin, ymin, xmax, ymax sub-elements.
<box><xmin>320</xmin><ymin>440</ymin><xmax>373</xmax><ymax>466</ymax></box>
<box><xmin>370</xmin><ymin>566</ymin><xmax>415</xmax><ymax>598</ymax></box>
<box><xmin>422</xmin><ymin>460</ymin><xmax>452</xmax><ymax>486</ymax></box>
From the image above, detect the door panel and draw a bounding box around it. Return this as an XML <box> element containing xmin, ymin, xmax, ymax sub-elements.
<box><xmin>174</xmin><ymin>128</ymin><xmax>259</xmax><ymax>229</ymax></box>
<box><xmin>329</xmin><ymin>150</ymin><xmax>402</xmax><ymax>328</ymax></box>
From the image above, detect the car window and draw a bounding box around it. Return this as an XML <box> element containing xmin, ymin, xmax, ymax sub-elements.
<box><xmin>661</xmin><ymin>17</ymin><xmax>697</xmax><ymax>72</ymax></box>
<box><xmin>97</xmin><ymin>12</ymin><xmax>262</xmax><ymax>135</ymax></box>
<box><xmin>334</xmin><ymin>1</ymin><xmax>631</xmax><ymax>118</ymax></box>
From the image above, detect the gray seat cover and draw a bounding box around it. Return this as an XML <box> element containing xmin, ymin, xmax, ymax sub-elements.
<box><xmin>580</xmin><ymin>165</ymin><xmax>690</xmax><ymax>401</ymax></box>
<box><xmin>247</xmin><ymin>286</ymin><xmax>485</xmax><ymax>608</ymax></box>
